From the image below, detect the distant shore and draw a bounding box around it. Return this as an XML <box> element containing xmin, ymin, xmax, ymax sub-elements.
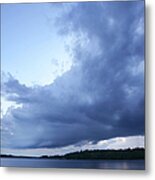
<box><xmin>1</xmin><ymin>148</ymin><xmax>145</xmax><ymax>160</ymax></box>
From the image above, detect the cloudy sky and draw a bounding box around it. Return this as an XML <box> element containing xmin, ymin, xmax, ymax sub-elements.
<box><xmin>1</xmin><ymin>0</ymin><xmax>145</xmax><ymax>157</ymax></box>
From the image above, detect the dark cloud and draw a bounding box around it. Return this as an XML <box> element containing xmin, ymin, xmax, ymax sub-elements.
<box><xmin>1</xmin><ymin>1</ymin><xmax>144</xmax><ymax>149</ymax></box>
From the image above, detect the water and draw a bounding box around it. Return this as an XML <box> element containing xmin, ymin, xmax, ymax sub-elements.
<box><xmin>1</xmin><ymin>158</ymin><xmax>145</xmax><ymax>170</ymax></box>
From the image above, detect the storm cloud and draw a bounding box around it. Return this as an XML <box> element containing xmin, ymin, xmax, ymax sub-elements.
<box><xmin>1</xmin><ymin>1</ymin><xmax>144</xmax><ymax>150</ymax></box>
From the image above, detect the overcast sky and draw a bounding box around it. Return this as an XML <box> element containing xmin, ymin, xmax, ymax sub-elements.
<box><xmin>1</xmin><ymin>1</ymin><xmax>145</xmax><ymax>156</ymax></box>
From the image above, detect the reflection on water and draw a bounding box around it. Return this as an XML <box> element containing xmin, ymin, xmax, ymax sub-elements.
<box><xmin>1</xmin><ymin>158</ymin><xmax>145</xmax><ymax>170</ymax></box>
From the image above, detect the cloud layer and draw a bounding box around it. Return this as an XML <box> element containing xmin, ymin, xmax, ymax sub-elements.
<box><xmin>1</xmin><ymin>1</ymin><xmax>144</xmax><ymax>150</ymax></box>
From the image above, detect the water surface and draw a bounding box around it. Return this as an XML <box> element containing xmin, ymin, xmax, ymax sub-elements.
<box><xmin>1</xmin><ymin>158</ymin><xmax>145</xmax><ymax>170</ymax></box>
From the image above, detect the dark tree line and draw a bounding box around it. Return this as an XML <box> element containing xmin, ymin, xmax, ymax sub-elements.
<box><xmin>46</xmin><ymin>148</ymin><xmax>145</xmax><ymax>160</ymax></box>
<box><xmin>1</xmin><ymin>148</ymin><xmax>145</xmax><ymax>160</ymax></box>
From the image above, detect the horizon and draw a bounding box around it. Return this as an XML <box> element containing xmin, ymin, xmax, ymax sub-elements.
<box><xmin>1</xmin><ymin>147</ymin><xmax>145</xmax><ymax>158</ymax></box>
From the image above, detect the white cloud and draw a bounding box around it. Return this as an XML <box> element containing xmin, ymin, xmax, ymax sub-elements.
<box><xmin>1</xmin><ymin>135</ymin><xmax>144</xmax><ymax>157</ymax></box>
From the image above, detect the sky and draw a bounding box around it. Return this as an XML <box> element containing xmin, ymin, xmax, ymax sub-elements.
<box><xmin>1</xmin><ymin>0</ymin><xmax>145</xmax><ymax>156</ymax></box>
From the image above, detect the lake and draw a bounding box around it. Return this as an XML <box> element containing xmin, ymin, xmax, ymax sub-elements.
<box><xmin>1</xmin><ymin>158</ymin><xmax>145</xmax><ymax>170</ymax></box>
